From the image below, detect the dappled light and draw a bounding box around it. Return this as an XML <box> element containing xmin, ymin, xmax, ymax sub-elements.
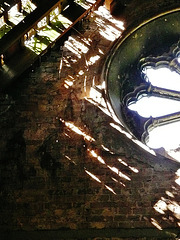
<box><xmin>0</xmin><ymin>0</ymin><xmax>36</xmax><ymax>39</ymax></box>
<box><xmin>107</xmin><ymin>165</ymin><xmax>131</xmax><ymax>181</ymax></box>
<box><xmin>95</xmin><ymin>18</ymin><xmax>120</xmax><ymax>41</ymax></box>
<box><xmin>87</xmin><ymin>148</ymin><xmax>138</xmax><ymax>181</ymax></box>
<box><xmin>101</xmin><ymin>144</ymin><xmax>114</xmax><ymax>154</ymax></box>
<box><xmin>64</xmin><ymin>79</ymin><xmax>74</xmax><ymax>88</ymax></box>
<box><xmin>55</xmin><ymin>4</ymin><xmax>180</xmax><ymax>233</ymax></box>
<box><xmin>86</xmin><ymin>82</ymin><xmax>121</xmax><ymax>120</ymax></box>
<box><xmin>85</xmin><ymin>169</ymin><xmax>116</xmax><ymax>194</ymax></box>
<box><xmin>93</xmin><ymin>5</ymin><xmax>124</xmax><ymax>41</ymax></box>
<box><xmin>8</xmin><ymin>0</ymin><xmax>36</xmax><ymax>24</ymax></box>
<box><xmin>87</xmin><ymin>86</ymin><xmax>109</xmax><ymax>115</ymax></box>
<box><xmin>88</xmin><ymin>148</ymin><xmax>136</xmax><ymax>181</ymax></box>
<box><xmin>92</xmin><ymin>7</ymin><xmax>124</xmax><ymax>41</ymax></box>
<box><xmin>51</xmin><ymin>14</ymin><xmax>72</xmax><ymax>29</ymax></box>
<box><xmin>175</xmin><ymin>169</ymin><xmax>180</xmax><ymax>185</ymax></box>
<box><xmin>58</xmin><ymin>115</ymin><xmax>142</xmax><ymax>197</ymax></box>
<box><xmin>109</xmin><ymin>122</ymin><xmax>156</xmax><ymax>156</ymax></box>
<box><xmin>151</xmin><ymin>168</ymin><xmax>180</xmax><ymax>229</ymax></box>
<box><xmin>166</xmin><ymin>190</ymin><xmax>175</xmax><ymax>198</ymax></box>
<box><xmin>85</xmin><ymin>169</ymin><xmax>101</xmax><ymax>183</ymax></box>
<box><xmin>60</xmin><ymin>118</ymin><xmax>95</xmax><ymax>142</ymax></box>
<box><xmin>118</xmin><ymin>158</ymin><xmax>139</xmax><ymax>173</ymax></box>
<box><xmin>6</xmin><ymin>1</ymin><xmax>177</xmax><ymax>235</ymax></box>
<box><xmin>0</xmin><ymin>0</ymin><xmax>179</xmax><ymax>237</ymax></box>
<box><xmin>64</xmin><ymin>36</ymin><xmax>89</xmax><ymax>58</ymax></box>
<box><xmin>151</xmin><ymin>218</ymin><xmax>163</xmax><ymax>230</ymax></box>
<box><xmin>21</xmin><ymin>0</ymin><xmax>36</xmax><ymax>13</ymax></box>
<box><xmin>153</xmin><ymin>197</ymin><xmax>180</xmax><ymax>226</ymax></box>
<box><xmin>87</xmin><ymin>55</ymin><xmax>100</xmax><ymax>65</ymax></box>
<box><xmin>65</xmin><ymin>155</ymin><xmax>77</xmax><ymax>165</ymax></box>
<box><xmin>95</xmin><ymin>6</ymin><xmax>125</xmax><ymax>31</ymax></box>
<box><xmin>88</xmin><ymin>149</ymin><xmax>106</xmax><ymax>164</ymax></box>
<box><xmin>105</xmin><ymin>184</ymin><xmax>116</xmax><ymax>194</ymax></box>
<box><xmin>110</xmin><ymin>122</ymin><xmax>133</xmax><ymax>139</ymax></box>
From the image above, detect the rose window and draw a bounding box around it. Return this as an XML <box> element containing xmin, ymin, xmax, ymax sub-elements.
<box><xmin>103</xmin><ymin>8</ymin><xmax>180</xmax><ymax>161</ymax></box>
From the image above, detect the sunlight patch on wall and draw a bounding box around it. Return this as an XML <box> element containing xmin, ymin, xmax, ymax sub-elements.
<box><xmin>52</xmin><ymin>14</ymin><xmax>72</xmax><ymax>29</ymax></box>
<box><xmin>87</xmin><ymin>148</ymin><xmax>134</xmax><ymax>190</ymax></box>
<box><xmin>111</xmin><ymin>177</ymin><xmax>126</xmax><ymax>187</ymax></box>
<box><xmin>154</xmin><ymin>199</ymin><xmax>167</xmax><ymax>214</ymax></box>
<box><xmin>85</xmin><ymin>168</ymin><xmax>116</xmax><ymax>195</ymax></box>
<box><xmin>93</xmin><ymin>4</ymin><xmax>124</xmax><ymax>42</ymax></box>
<box><xmin>8</xmin><ymin>0</ymin><xmax>36</xmax><ymax>25</ymax></box>
<box><xmin>118</xmin><ymin>158</ymin><xmax>128</xmax><ymax>166</ymax></box>
<box><xmin>151</xmin><ymin>218</ymin><xmax>162</xmax><ymax>230</ymax></box>
<box><xmin>65</xmin><ymin>155</ymin><xmax>77</xmax><ymax>165</ymax></box>
<box><xmin>87</xmin><ymin>81</ymin><xmax>121</xmax><ymax>121</ymax></box>
<box><xmin>101</xmin><ymin>144</ymin><xmax>114</xmax><ymax>154</ymax></box>
<box><xmin>98</xmin><ymin>48</ymin><xmax>104</xmax><ymax>54</ymax></box>
<box><xmin>64</xmin><ymin>36</ymin><xmax>89</xmax><ymax>58</ymax></box>
<box><xmin>167</xmin><ymin>201</ymin><xmax>180</xmax><ymax>220</ymax></box>
<box><xmin>25</xmin><ymin>36</ymin><xmax>49</xmax><ymax>54</ymax></box>
<box><xmin>95</xmin><ymin>6</ymin><xmax>124</xmax><ymax>31</ymax></box>
<box><xmin>63</xmin><ymin>58</ymin><xmax>72</xmax><ymax>67</ymax></box>
<box><xmin>153</xmin><ymin>194</ymin><xmax>180</xmax><ymax>225</ymax></box>
<box><xmin>87</xmin><ymin>55</ymin><xmax>100</xmax><ymax>65</ymax></box>
<box><xmin>118</xmin><ymin>159</ymin><xmax>139</xmax><ymax>173</ymax></box>
<box><xmin>105</xmin><ymin>184</ymin><xmax>116</xmax><ymax>194</ymax></box>
<box><xmin>78</xmin><ymin>70</ymin><xmax>84</xmax><ymax>75</ymax></box>
<box><xmin>131</xmin><ymin>138</ymin><xmax>156</xmax><ymax>156</ymax></box>
<box><xmin>88</xmin><ymin>149</ymin><xmax>106</xmax><ymax>164</ymax></box>
<box><xmin>95</xmin><ymin>17</ymin><xmax>121</xmax><ymax>41</ymax></box>
<box><xmin>64</xmin><ymin>78</ymin><xmax>74</xmax><ymax>88</ymax></box>
<box><xmin>25</xmin><ymin>25</ymin><xmax>60</xmax><ymax>54</ymax></box>
<box><xmin>60</xmin><ymin>119</ymin><xmax>95</xmax><ymax>142</ymax></box>
<box><xmin>110</xmin><ymin>122</ymin><xmax>133</xmax><ymax>140</ymax></box>
<box><xmin>107</xmin><ymin>165</ymin><xmax>131</xmax><ymax>181</ymax></box>
<box><xmin>88</xmin><ymin>86</ymin><xmax>105</xmax><ymax>104</ymax></box>
<box><xmin>166</xmin><ymin>191</ymin><xmax>175</xmax><ymax>198</ymax></box>
<box><xmin>85</xmin><ymin>169</ymin><xmax>101</xmax><ymax>183</ymax></box>
<box><xmin>175</xmin><ymin>169</ymin><xmax>180</xmax><ymax>185</ymax></box>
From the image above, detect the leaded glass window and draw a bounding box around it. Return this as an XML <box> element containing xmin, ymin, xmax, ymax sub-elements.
<box><xmin>103</xmin><ymin>9</ymin><xmax>180</xmax><ymax>162</ymax></box>
<box><xmin>127</xmin><ymin>43</ymin><xmax>180</xmax><ymax>161</ymax></box>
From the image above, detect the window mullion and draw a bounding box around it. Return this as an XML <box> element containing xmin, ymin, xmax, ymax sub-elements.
<box><xmin>150</xmin><ymin>85</ymin><xmax>180</xmax><ymax>101</ymax></box>
<box><xmin>151</xmin><ymin>111</ymin><xmax>180</xmax><ymax>127</ymax></box>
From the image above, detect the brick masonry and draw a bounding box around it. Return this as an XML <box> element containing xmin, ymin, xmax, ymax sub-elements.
<box><xmin>0</xmin><ymin>0</ymin><xmax>180</xmax><ymax>239</ymax></box>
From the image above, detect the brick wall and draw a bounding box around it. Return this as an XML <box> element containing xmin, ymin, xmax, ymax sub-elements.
<box><xmin>0</xmin><ymin>1</ymin><xmax>180</xmax><ymax>239</ymax></box>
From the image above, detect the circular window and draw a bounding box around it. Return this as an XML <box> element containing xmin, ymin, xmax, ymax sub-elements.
<box><xmin>103</xmin><ymin>9</ymin><xmax>180</xmax><ymax>161</ymax></box>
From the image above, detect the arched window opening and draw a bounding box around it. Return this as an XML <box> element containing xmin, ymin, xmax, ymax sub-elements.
<box><xmin>104</xmin><ymin>9</ymin><xmax>180</xmax><ymax>162</ymax></box>
<box><xmin>128</xmin><ymin>63</ymin><xmax>180</xmax><ymax>161</ymax></box>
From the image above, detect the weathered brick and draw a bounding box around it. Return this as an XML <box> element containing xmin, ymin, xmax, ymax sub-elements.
<box><xmin>0</xmin><ymin>1</ymin><xmax>179</xmax><ymax>239</ymax></box>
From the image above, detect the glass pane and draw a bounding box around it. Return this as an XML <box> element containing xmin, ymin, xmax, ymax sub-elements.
<box><xmin>128</xmin><ymin>96</ymin><xmax>180</xmax><ymax>118</ymax></box>
<box><xmin>143</xmin><ymin>67</ymin><xmax>180</xmax><ymax>91</ymax></box>
<box><xmin>147</xmin><ymin>121</ymin><xmax>180</xmax><ymax>161</ymax></box>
